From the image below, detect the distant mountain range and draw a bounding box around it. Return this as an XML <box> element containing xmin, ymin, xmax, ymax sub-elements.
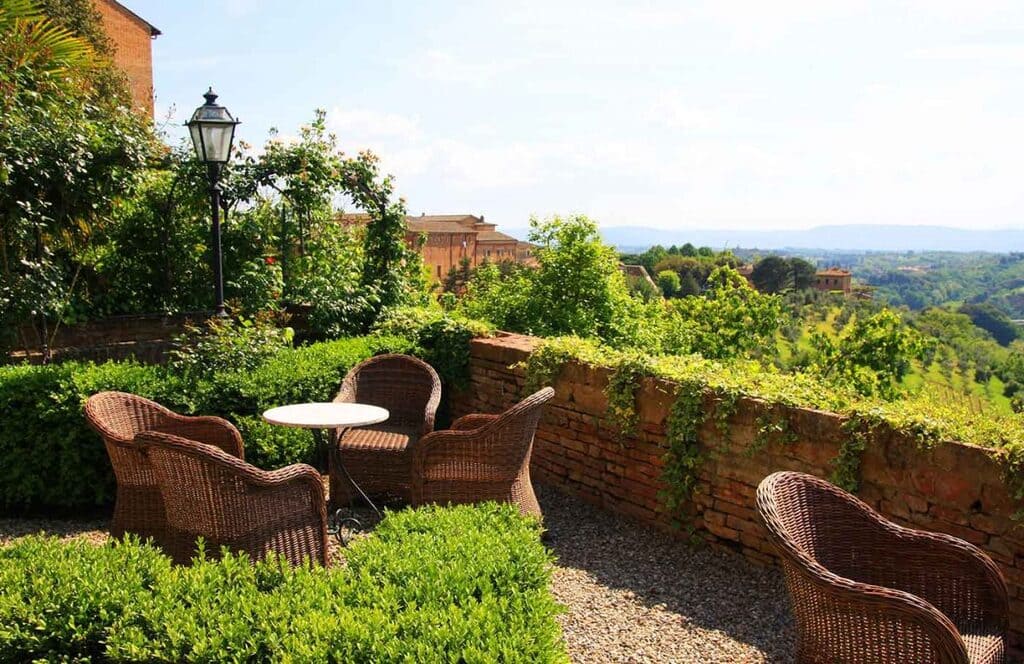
<box><xmin>504</xmin><ymin>224</ymin><xmax>1024</xmax><ymax>253</ymax></box>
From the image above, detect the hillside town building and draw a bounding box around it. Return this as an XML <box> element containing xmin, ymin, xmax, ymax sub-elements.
<box><xmin>92</xmin><ymin>0</ymin><xmax>160</xmax><ymax>116</ymax></box>
<box><xmin>814</xmin><ymin>268</ymin><xmax>853</xmax><ymax>294</ymax></box>
<box><xmin>339</xmin><ymin>213</ymin><xmax>535</xmax><ymax>281</ymax></box>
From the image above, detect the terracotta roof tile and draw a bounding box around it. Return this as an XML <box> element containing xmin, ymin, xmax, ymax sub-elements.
<box><xmin>476</xmin><ymin>230</ymin><xmax>518</xmax><ymax>243</ymax></box>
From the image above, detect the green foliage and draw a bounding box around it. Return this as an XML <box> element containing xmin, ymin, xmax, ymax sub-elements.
<box><xmin>751</xmin><ymin>255</ymin><xmax>793</xmax><ymax>293</ymax></box>
<box><xmin>661</xmin><ymin>266</ymin><xmax>783</xmax><ymax>359</ymax></box>
<box><xmin>84</xmin><ymin>165</ymin><xmax>210</xmax><ymax>316</ymax></box>
<box><xmin>459</xmin><ymin>261</ymin><xmax>535</xmax><ymax>333</ymax></box>
<box><xmin>959</xmin><ymin>302</ymin><xmax>1019</xmax><ymax>347</ymax></box>
<box><xmin>832</xmin><ymin>416</ymin><xmax>870</xmax><ymax>491</ymax></box>
<box><xmin>750</xmin><ymin>255</ymin><xmax>818</xmax><ymax>293</ymax></box>
<box><xmin>0</xmin><ymin>360</ymin><xmax>166</xmax><ymax>511</ymax></box>
<box><xmin>372</xmin><ymin>306</ymin><xmax>492</xmax><ymax>391</ymax></box>
<box><xmin>526</xmin><ymin>214</ymin><xmax>635</xmax><ymax>340</ymax></box>
<box><xmin>661</xmin><ymin>384</ymin><xmax>704</xmax><ymax>522</ymax></box>
<box><xmin>810</xmin><ymin>309</ymin><xmax>930</xmax><ymax>399</ymax></box>
<box><xmin>524</xmin><ymin>334</ymin><xmax>1024</xmax><ymax>516</ymax></box>
<box><xmin>790</xmin><ymin>257</ymin><xmax>817</xmax><ymax>290</ymax></box>
<box><xmin>35</xmin><ymin>0</ymin><xmax>111</xmax><ymax>54</ymax></box>
<box><xmin>168</xmin><ymin>314</ymin><xmax>294</xmax><ymax>384</ymax></box>
<box><xmin>0</xmin><ymin>334</ymin><xmax>422</xmax><ymax>511</ymax></box>
<box><xmin>0</xmin><ymin>0</ymin><xmax>155</xmax><ymax>349</ymax></box>
<box><xmin>604</xmin><ymin>351</ymin><xmax>653</xmax><ymax>439</ymax></box>
<box><xmin>0</xmin><ymin>504</ymin><xmax>567</xmax><ymax>663</ymax></box>
<box><xmin>656</xmin><ymin>269</ymin><xmax>680</xmax><ymax>298</ymax></box>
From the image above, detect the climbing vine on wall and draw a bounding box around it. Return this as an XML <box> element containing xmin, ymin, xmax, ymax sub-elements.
<box><xmin>662</xmin><ymin>382</ymin><xmax>706</xmax><ymax>522</ymax></box>
<box><xmin>604</xmin><ymin>351</ymin><xmax>652</xmax><ymax>439</ymax></box>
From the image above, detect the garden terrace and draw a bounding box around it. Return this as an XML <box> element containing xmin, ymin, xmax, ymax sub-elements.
<box><xmin>2</xmin><ymin>321</ymin><xmax>1023</xmax><ymax>660</ymax></box>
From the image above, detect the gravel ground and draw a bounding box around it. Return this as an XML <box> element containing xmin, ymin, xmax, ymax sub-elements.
<box><xmin>0</xmin><ymin>484</ymin><xmax>794</xmax><ymax>663</ymax></box>
<box><xmin>538</xmin><ymin>486</ymin><xmax>795</xmax><ymax>663</ymax></box>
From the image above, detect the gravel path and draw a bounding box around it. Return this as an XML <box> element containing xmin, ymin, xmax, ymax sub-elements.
<box><xmin>0</xmin><ymin>485</ymin><xmax>794</xmax><ymax>663</ymax></box>
<box><xmin>539</xmin><ymin>486</ymin><xmax>795</xmax><ymax>663</ymax></box>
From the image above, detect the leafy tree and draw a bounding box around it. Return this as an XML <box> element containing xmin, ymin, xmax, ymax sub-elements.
<box><xmin>526</xmin><ymin>214</ymin><xmax>633</xmax><ymax>340</ymax></box>
<box><xmin>810</xmin><ymin>309</ymin><xmax>930</xmax><ymax>399</ymax></box>
<box><xmin>662</xmin><ymin>266</ymin><xmax>783</xmax><ymax>359</ymax></box>
<box><xmin>751</xmin><ymin>255</ymin><xmax>793</xmax><ymax>293</ymax></box>
<box><xmin>37</xmin><ymin>0</ymin><xmax>111</xmax><ymax>53</ymax></box>
<box><xmin>678</xmin><ymin>273</ymin><xmax>700</xmax><ymax>297</ymax></box>
<box><xmin>0</xmin><ymin>0</ymin><xmax>154</xmax><ymax>355</ymax></box>
<box><xmin>790</xmin><ymin>257</ymin><xmax>817</xmax><ymax>290</ymax></box>
<box><xmin>959</xmin><ymin>303</ymin><xmax>1019</xmax><ymax>346</ymax></box>
<box><xmin>680</xmin><ymin>242</ymin><xmax>697</xmax><ymax>257</ymax></box>
<box><xmin>657</xmin><ymin>270</ymin><xmax>680</xmax><ymax>298</ymax></box>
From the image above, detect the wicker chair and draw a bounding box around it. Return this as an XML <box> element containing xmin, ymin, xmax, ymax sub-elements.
<box><xmin>410</xmin><ymin>387</ymin><xmax>554</xmax><ymax>518</ymax></box>
<box><xmin>329</xmin><ymin>354</ymin><xmax>441</xmax><ymax>506</ymax></box>
<box><xmin>137</xmin><ymin>431</ymin><xmax>328</xmax><ymax>566</ymax></box>
<box><xmin>757</xmin><ymin>471</ymin><xmax>1008</xmax><ymax>664</ymax></box>
<box><xmin>84</xmin><ymin>391</ymin><xmax>244</xmax><ymax>543</ymax></box>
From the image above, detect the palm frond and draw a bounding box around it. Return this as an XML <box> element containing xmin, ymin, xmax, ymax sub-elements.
<box><xmin>0</xmin><ymin>0</ymin><xmax>43</xmax><ymax>31</ymax></box>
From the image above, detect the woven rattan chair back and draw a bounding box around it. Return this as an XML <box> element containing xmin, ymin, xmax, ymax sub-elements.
<box><xmin>334</xmin><ymin>354</ymin><xmax>441</xmax><ymax>434</ymax></box>
<box><xmin>412</xmin><ymin>387</ymin><xmax>554</xmax><ymax>517</ymax></box>
<box><xmin>138</xmin><ymin>431</ymin><xmax>327</xmax><ymax>567</ymax></box>
<box><xmin>758</xmin><ymin>471</ymin><xmax>1008</xmax><ymax>664</ymax></box>
<box><xmin>85</xmin><ymin>392</ymin><xmax>244</xmax><ymax>543</ymax></box>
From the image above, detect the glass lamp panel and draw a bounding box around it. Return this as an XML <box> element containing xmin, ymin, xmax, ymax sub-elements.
<box><xmin>188</xmin><ymin>123</ymin><xmax>206</xmax><ymax>160</ymax></box>
<box><xmin>201</xmin><ymin>125</ymin><xmax>235</xmax><ymax>162</ymax></box>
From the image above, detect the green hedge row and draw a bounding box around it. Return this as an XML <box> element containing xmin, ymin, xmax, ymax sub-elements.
<box><xmin>0</xmin><ymin>335</ymin><xmax>413</xmax><ymax>513</ymax></box>
<box><xmin>0</xmin><ymin>503</ymin><xmax>567</xmax><ymax>662</ymax></box>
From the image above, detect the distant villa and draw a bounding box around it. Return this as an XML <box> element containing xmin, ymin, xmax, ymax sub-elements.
<box><xmin>339</xmin><ymin>213</ymin><xmax>537</xmax><ymax>281</ymax></box>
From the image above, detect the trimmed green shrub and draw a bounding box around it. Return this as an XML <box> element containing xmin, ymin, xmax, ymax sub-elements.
<box><xmin>0</xmin><ymin>503</ymin><xmax>567</xmax><ymax>663</ymax></box>
<box><xmin>0</xmin><ymin>360</ymin><xmax>166</xmax><ymax>513</ymax></box>
<box><xmin>0</xmin><ymin>335</ymin><xmax>416</xmax><ymax>513</ymax></box>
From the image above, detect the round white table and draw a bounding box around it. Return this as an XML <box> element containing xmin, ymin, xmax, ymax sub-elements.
<box><xmin>262</xmin><ymin>402</ymin><xmax>389</xmax><ymax>431</ymax></box>
<box><xmin>263</xmin><ymin>402</ymin><xmax>390</xmax><ymax>542</ymax></box>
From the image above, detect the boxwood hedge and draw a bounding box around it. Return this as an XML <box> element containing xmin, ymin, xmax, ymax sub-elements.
<box><xmin>0</xmin><ymin>503</ymin><xmax>568</xmax><ymax>663</ymax></box>
<box><xmin>0</xmin><ymin>335</ymin><xmax>413</xmax><ymax>513</ymax></box>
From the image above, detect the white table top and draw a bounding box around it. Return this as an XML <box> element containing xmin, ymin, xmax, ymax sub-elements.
<box><xmin>262</xmin><ymin>402</ymin><xmax>389</xmax><ymax>429</ymax></box>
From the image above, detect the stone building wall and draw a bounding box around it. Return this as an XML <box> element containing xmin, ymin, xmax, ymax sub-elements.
<box><xmin>451</xmin><ymin>333</ymin><xmax>1024</xmax><ymax>648</ymax></box>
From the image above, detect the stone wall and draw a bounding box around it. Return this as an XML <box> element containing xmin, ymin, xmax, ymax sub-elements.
<box><xmin>452</xmin><ymin>333</ymin><xmax>1024</xmax><ymax>648</ymax></box>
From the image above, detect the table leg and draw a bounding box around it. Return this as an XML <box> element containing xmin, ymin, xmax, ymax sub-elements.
<box><xmin>323</xmin><ymin>428</ymin><xmax>383</xmax><ymax>546</ymax></box>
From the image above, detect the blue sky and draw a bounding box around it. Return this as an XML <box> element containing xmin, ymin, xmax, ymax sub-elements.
<box><xmin>137</xmin><ymin>1</ymin><xmax>1024</xmax><ymax>231</ymax></box>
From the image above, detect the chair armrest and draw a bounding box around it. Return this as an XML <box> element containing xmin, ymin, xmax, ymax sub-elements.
<box><xmin>876</xmin><ymin>520</ymin><xmax>1009</xmax><ymax>632</ymax></box>
<box><xmin>450</xmin><ymin>413</ymin><xmax>499</xmax><ymax>431</ymax></box>
<box><xmin>157</xmin><ymin>414</ymin><xmax>245</xmax><ymax>461</ymax></box>
<box><xmin>422</xmin><ymin>385</ymin><xmax>441</xmax><ymax>436</ymax></box>
<box><xmin>238</xmin><ymin>463</ymin><xmax>329</xmax><ymax>567</ymax></box>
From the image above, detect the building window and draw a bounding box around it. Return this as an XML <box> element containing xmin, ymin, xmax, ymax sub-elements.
<box><xmin>437</xmin><ymin>265</ymin><xmax>441</xmax><ymax>277</ymax></box>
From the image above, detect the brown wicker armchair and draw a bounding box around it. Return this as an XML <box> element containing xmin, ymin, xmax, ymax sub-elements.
<box><xmin>137</xmin><ymin>431</ymin><xmax>328</xmax><ymax>567</ymax></box>
<box><xmin>329</xmin><ymin>354</ymin><xmax>441</xmax><ymax>506</ymax></box>
<box><xmin>411</xmin><ymin>387</ymin><xmax>554</xmax><ymax>518</ymax></box>
<box><xmin>757</xmin><ymin>471</ymin><xmax>1008</xmax><ymax>664</ymax></box>
<box><xmin>84</xmin><ymin>391</ymin><xmax>244</xmax><ymax>543</ymax></box>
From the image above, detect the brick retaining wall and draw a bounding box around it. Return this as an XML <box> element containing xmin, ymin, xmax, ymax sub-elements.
<box><xmin>451</xmin><ymin>333</ymin><xmax>1024</xmax><ymax>648</ymax></box>
<box><xmin>8</xmin><ymin>312</ymin><xmax>210</xmax><ymax>365</ymax></box>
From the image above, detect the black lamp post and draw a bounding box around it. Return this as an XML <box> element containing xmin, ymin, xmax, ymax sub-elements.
<box><xmin>186</xmin><ymin>87</ymin><xmax>240</xmax><ymax>317</ymax></box>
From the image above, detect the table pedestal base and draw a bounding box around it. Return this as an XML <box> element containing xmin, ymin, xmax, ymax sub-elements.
<box><xmin>322</xmin><ymin>428</ymin><xmax>382</xmax><ymax>545</ymax></box>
